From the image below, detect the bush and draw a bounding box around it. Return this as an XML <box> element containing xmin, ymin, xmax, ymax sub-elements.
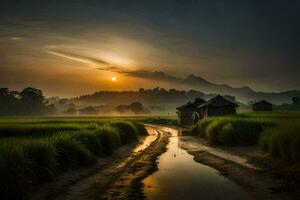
<box><xmin>199</xmin><ymin>117</ymin><xmax>273</xmax><ymax>146</ymax></box>
<box><xmin>95</xmin><ymin>126</ymin><xmax>121</xmax><ymax>155</ymax></box>
<box><xmin>198</xmin><ymin>118</ymin><xmax>215</xmax><ymax>137</ymax></box>
<box><xmin>24</xmin><ymin>140</ymin><xmax>57</xmax><ymax>182</ymax></box>
<box><xmin>54</xmin><ymin>136</ymin><xmax>95</xmax><ymax>169</ymax></box>
<box><xmin>73</xmin><ymin>131</ymin><xmax>103</xmax><ymax>156</ymax></box>
<box><xmin>111</xmin><ymin>122</ymin><xmax>138</xmax><ymax>144</ymax></box>
<box><xmin>206</xmin><ymin>119</ymin><xmax>228</xmax><ymax>144</ymax></box>
<box><xmin>131</xmin><ymin>121</ymin><xmax>148</xmax><ymax>136</ymax></box>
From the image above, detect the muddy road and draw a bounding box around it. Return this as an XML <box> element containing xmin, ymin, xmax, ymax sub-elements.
<box><xmin>30</xmin><ymin>125</ymin><xmax>293</xmax><ymax>200</ymax></box>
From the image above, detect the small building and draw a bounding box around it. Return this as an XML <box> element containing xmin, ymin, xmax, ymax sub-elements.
<box><xmin>176</xmin><ymin>98</ymin><xmax>206</xmax><ymax>126</ymax></box>
<box><xmin>176</xmin><ymin>95</ymin><xmax>238</xmax><ymax>126</ymax></box>
<box><xmin>198</xmin><ymin>95</ymin><xmax>238</xmax><ymax>118</ymax></box>
<box><xmin>252</xmin><ymin>100</ymin><xmax>273</xmax><ymax>111</ymax></box>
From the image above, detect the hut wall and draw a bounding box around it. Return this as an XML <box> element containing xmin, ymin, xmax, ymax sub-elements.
<box><xmin>207</xmin><ymin>106</ymin><xmax>236</xmax><ymax>116</ymax></box>
<box><xmin>252</xmin><ymin>104</ymin><xmax>272</xmax><ymax>111</ymax></box>
<box><xmin>177</xmin><ymin>107</ymin><xmax>197</xmax><ymax>126</ymax></box>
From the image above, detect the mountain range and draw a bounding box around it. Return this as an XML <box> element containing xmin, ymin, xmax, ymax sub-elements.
<box><xmin>110</xmin><ymin>69</ymin><xmax>300</xmax><ymax>104</ymax></box>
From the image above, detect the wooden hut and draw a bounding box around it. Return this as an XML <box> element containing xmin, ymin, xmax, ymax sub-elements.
<box><xmin>252</xmin><ymin>100</ymin><xmax>273</xmax><ymax>111</ymax></box>
<box><xmin>198</xmin><ymin>95</ymin><xmax>238</xmax><ymax>118</ymax></box>
<box><xmin>176</xmin><ymin>98</ymin><xmax>206</xmax><ymax>126</ymax></box>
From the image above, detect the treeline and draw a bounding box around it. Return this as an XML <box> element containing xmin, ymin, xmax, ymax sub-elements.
<box><xmin>0</xmin><ymin>87</ymin><xmax>55</xmax><ymax>115</ymax></box>
<box><xmin>74</xmin><ymin>87</ymin><xmax>211</xmax><ymax>106</ymax></box>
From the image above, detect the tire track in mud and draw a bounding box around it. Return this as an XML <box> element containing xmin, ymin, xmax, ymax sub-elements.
<box><xmin>98</xmin><ymin>127</ymin><xmax>170</xmax><ymax>200</ymax></box>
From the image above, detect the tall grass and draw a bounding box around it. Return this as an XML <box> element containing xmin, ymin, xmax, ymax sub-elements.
<box><xmin>111</xmin><ymin>121</ymin><xmax>138</xmax><ymax>144</ymax></box>
<box><xmin>197</xmin><ymin>116</ymin><xmax>274</xmax><ymax>146</ymax></box>
<box><xmin>0</xmin><ymin>123</ymin><xmax>99</xmax><ymax>137</ymax></box>
<box><xmin>259</xmin><ymin>123</ymin><xmax>300</xmax><ymax>160</ymax></box>
<box><xmin>195</xmin><ymin>112</ymin><xmax>300</xmax><ymax>160</ymax></box>
<box><xmin>0</xmin><ymin>119</ymin><xmax>148</xmax><ymax>199</ymax></box>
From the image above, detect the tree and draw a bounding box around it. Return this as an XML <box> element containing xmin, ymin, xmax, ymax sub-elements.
<box><xmin>129</xmin><ymin>102</ymin><xmax>144</xmax><ymax>113</ymax></box>
<box><xmin>0</xmin><ymin>88</ymin><xmax>20</xmax><ymax>115</ymax></box>
<box><xmin>20</xmin><ymin>87</ymin><xmax>45</xmax><ymax>115</ymax></box>
<box><xmin>0</xmin><ymin>87</ymin><xmax>55</xmax><ymax>115</ymax></box>
<box><xmin>116</xmin><ymin>105</ymin><xmax>129</xmax><ymax>113</ymax></box>
<box><xmin>292</xmin><ymin>97</ymin><xmax>300</xmax><ymax>105</ymax></box>
<box><xmin>20</xmin><ymin>87</ymin><xmax>44</xmax><ymax>103</ymax></box>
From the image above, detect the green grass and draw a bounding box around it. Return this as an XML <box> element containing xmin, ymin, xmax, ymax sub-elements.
<box><xmin>259</xmin><ymin>123</ymin><xmax>300</xmax><ymax>160</ymax></box>
<box><xmin>0</xmin><ymin>123</ymin><xmax>97</xmax><ymax>137</ymax></box>
<box><xmin>141</xmin><ymin>116</ymin><xmax>178</xmax><ymax>126</ymax></box>
<box><xmin>198</xmin><ymin>116</ymin><xmax>274</xmax><ymax>146</ymax></box>
<box><xmin>0</xmin><ymin>117</ymin><xmax>152</xmax><ymax>199</ymax></box>
<box><xmin>194</xmin><ymin>112</ymin><xmax>300</xmax><ymax>160</ymax></box>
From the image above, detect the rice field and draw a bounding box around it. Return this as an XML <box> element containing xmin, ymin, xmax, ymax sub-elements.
<box><xmin>0</xmin><ymin>116</ymin><xmax>164</xmax><ymax>199</ymax></box>
<box><xmin>193</xmin><ymin>112</ymin><xmax>300</xmax><ymax>160</ymax></box>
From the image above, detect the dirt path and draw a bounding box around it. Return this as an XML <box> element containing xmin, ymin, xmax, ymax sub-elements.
<box><xmin>179</xmin><ymin>136</ymin><xmax>296</xmax><ymax>200</ymax></box>
<box><xmin>98</xmin><ymin>126</ymin><xmax>169</xmax><ymax>200</ymax></box>
<box><xmin>30</xmin><ymin>125</ymin><xmax>170</xmax><ymax>200</ymax></box>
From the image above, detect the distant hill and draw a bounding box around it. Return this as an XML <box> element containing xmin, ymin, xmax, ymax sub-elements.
<box><xmin>69</xmin><ymin>70</ymin><xmax>300</xmax><ymax>105</ymax></box>
<box><xmin>181</xmin><ymin>74</ymin><xmax>300</xmax><ymax>104</ymax></box>
<box><xmin>134</xmin><ymin>71</ymin><xmax>299</xmax><ymax>104</ymax></box>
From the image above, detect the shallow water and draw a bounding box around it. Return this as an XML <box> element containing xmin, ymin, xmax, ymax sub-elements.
<box><xmin>143</xmin><ymin>127</ymin><xmax>251</xmax><ymax>200</ymax></box>
<box><xmin>179</xmin><ymin>136</ymin><xmax>260</xmax><ymax>170</ymax></box>
<box><xmin>133</xmin><ymin>127</ymin><xmax>158</xmax><ymax>153</ymax></box>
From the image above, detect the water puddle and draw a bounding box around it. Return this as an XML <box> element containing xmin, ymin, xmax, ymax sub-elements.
<box><xmin>143</xmin><ymin>127</ymin><xmax>251</xmax><ymax>200</ymax></box>
<box><xmin>115</xmin><ymin>127</ymin><xmax>158</xmax><ymax>170</ymax></box>
<box><xmin>133</xmin><ymin>126</ymin><xmax>158</xmax><ymax>153</ymax></box>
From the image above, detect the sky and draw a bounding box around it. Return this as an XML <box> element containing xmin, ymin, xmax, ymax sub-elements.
<box><xmin>0</xmin><ymin>0</ymin><xmax>299</xmax><ymax>97</ymax></box>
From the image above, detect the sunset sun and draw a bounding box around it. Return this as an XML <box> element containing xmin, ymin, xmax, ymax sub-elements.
<box><xmin>111</xmin><ymin>77</ymin><xmax>117</xmax><ymax>82</ymax></box>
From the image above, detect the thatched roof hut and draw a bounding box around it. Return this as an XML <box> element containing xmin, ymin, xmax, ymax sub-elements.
<box><xmin>252</xmin><ymin>100</ymin><xmax>273</xmax><ymax>111</ymax></box>
<box><xmin>176</xmin><ymin>95</ymin><xmax>238</xmax><ymax>126</ymax></box>
<box><xmin>198</xmin><ymin>95</ymin><xmax>238</xmax><ymax>118</ymax></box>
<box><xmin>176</xmin><ymin>98</ymin><xmax>206</xmax><ymax>126</ymax></box>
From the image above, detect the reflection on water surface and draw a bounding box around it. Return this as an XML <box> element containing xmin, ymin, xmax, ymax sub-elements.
<box><xmin>143</xmin><ymin>127</ymin><xmax>251</xmax><ymax>200</ymax></box>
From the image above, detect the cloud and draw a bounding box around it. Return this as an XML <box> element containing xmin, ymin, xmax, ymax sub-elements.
<box><xmin>47</xmin><ymin>50</ymin><xmax>110</xmax><ymax>66</ymax></box>
<box><xmin>47</xmin><ymin>49</ymin><xmax>179</xmax><ymax>83</ymax></box>
<box><xmin>97</xmin><ymin>66</ymin><xmax>126</xmax><ymax>73</ymax></box>
<box><xmin>9</xmin><ymin>37</ymin><xmax>23</xmax><ymax>41</ymax></box>
<box><xmin>46</xmin><ymin>47</ymin><xmax>182</xmax><ymax>84</ymax></box>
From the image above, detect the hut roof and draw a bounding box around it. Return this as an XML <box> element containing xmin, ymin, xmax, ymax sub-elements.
<box><xmin>193</xmin><ymin>98</ymin><xmax>206</xmax><ymax>106</ymax></box>
<box><xmin>176</xmin><ymin>101</ymin><xmax>194</xmax><ymax>110</ymax></box>
<box><xmin>176</xmin><ymin>98</ymin><xmax>206</xmax><ymax>110</ymax></box>
<box><xmin>253</xmin><ymin>100</ymin><xmax>273</xmax><ymax>106</ymax></box>
<box><xmin>198</xmin><ymin>95</ymin><xmax>238</xmax><ymax>109</ymax></box>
